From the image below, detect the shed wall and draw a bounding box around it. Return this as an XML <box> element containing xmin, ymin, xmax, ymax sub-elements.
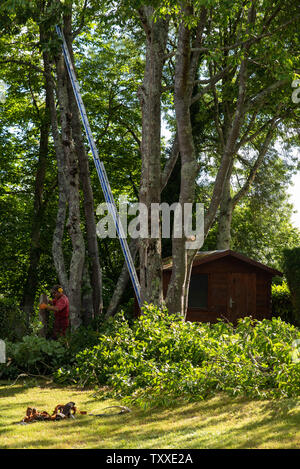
<box><xmin>135</xmin><ymin>254</ymin><xmax>275</xmax><ymax>323</ymax></box>
<box><xmin>163</xmin><ymin>255</ymin><xmax>273</xmax><ymax>323</ymax></box>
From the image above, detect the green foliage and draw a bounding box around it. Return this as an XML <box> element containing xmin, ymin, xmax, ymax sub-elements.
<box><xmin>272</xmin><ymin>281</ymin><xmax>295</xmax><ymax>324</ymax></box>
<box><xmin>283</xmin><ymin>248</ymin><xmax>300</xmax><ymax>325</ymax></box>
<box><xmin>230</xmin><ymin>200</ymin><xmax>300</xmax><ymax>270</ymax></box>
<box><xmin>53</xmin><ymin>304</ymin><xmax>300</xmax><ymax>407</ymax></box>
<box><xmin>0</xmin><ymin>0</ymin><xmax>299</xmax><ymax>329</ymax></box>
<box><xmin>0</xmin><ymin>322</ymin><xmax>105</xmax><ymax>380</ymax></box>
<box><xmin>0</xmin><ymin>335</ymin><xmax>67</xmax><ymax>379</ymax></box>
<box><xmin>0</xmin><ymin>296</ymin><xmax>26</xmax><ymax>341</ymax></box>
<box><xmin>64</xmin><ymin>325</ymin><xmax>101</xmax><ymax>356</ymax></box>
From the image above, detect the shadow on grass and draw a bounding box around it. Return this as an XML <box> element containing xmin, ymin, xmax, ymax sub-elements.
<box><xmin>77</xmin><ymin>396</ymin><xmax>300</xmax><ymax>449</ymax></box>
<box><xmin>209</xmin><ymin>411</ymin><xmax>300</xmax><ymax>449</ymax></box>
<box><xmin>1</xmin><ymin>381</ymin><xmax>300</xmax><ymax>449</ymax></box>
<box><xmin>0</xmin><ymin>383</ymin><xmax>31</xmax><ymax>398</ymax></box>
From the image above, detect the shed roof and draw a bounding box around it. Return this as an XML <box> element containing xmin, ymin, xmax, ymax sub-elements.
<box><xmin>163</xmin><ymin>249</ymin><xmax>283</xmax><ymax>276</ymax></box>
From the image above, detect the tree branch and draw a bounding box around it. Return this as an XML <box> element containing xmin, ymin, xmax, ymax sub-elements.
<box><xmin>245</xmin><ymin>79</ymin><xmax>290</xmax><ymax>112</ymax></box>
<box><xmin>191</xmin><ymin>65</ymin><xmax>232</xmax><ymax>104</ymax></box>
<box><xmin>232</xmin><ymin>116</ymin><xmax>280</xmax><ymax>207</ymax></box>
<box><xmin>73</xmin><ymin>0</ymin><xmax>89</xmax><ymax>38</ymax></box>
<box><xmin>0</xmin><ymin>59</ymin><xmax>44</xmax><ymax>75</ymax></box>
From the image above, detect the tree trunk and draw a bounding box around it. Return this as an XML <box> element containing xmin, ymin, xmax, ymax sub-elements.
<box><xmin>106</xmin><ymin>132</ymin><xmax>180</xmax><ymax>318</ymax></box>
<box><xmin>105</xmin><ymin>238</ymin><xmax>139</xmax><ymax>318</ymax></box>
<box><xmin>55</xmin><ymin>49</ymin><xmax>85</xmax><ymax>331</ymax></box>
<box><xmin>21</xmin><ymin>98</ymin><xmax>50</xmax><ymax>326</ymax></box>
<box><xmin>41</xmin><ymin>29</ymin><xmax>70</xmax><ymax>294</ymax></box>
<box><xmin>216</xmin><ymin>116</ymin><xmax>279</xmax><ymax>250</ymax></box>
<box><xmin>41</xmin><ymin>11</ymin><xmax>85</xmax><ymax>330</ymax></box>
<box><xmin>165</xmin><ymin>6</ymin><xmax>206</xmax><ymax>315</ymax></box>
<box><xmin>38</xmin><ymin>293</ymin><xmax>49</xmax><ymax>338</ymax></box>
<box><xmin>63</xmin><ymin>19</ymin><xmax>103</xmax><ymax>320</ymax></box>
<box><xmin>81</xmin><ymin>259</ymin><xmax>94</xmax><ymax>326</ymax></box>
<box><xmin>138</xmin><ymin>6</ymin><xmax>169</xmax><ymax>307</ymax></box>
<box><xmin>216</xmin><ymin>174</ymin><xmax>233</xmax><ymax>250</ymax></box>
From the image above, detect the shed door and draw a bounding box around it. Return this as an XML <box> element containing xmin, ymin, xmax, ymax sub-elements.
<box><xmin>228</xmin><ymin>273</ymin><xmax>256</xmax><ymax>320</ymax></box>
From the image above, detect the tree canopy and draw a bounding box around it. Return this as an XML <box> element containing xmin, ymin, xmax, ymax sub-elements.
<box><xmin>0</xmin><ymin>0</ymin><xmax>299</xmax><ymax>332</ymax></box>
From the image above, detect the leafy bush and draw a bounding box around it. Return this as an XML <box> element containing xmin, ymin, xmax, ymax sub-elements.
<box><xmin>64</xmin><ymin>325</ymin><xmax>101</xmax><ymax>355</ymax></box>
<box><xmin>272</xmin><ymin>281</ymin><xmax>294</xmax><ymax>323</ymax></box>
<box><xmin>0</xmin><ymin>336</ymin><xmax>67</xmax><ymax>379</ymax></box>
<box><xmin>0</xmin><ymin>323</ymin><xmax>104</xmax><ymax>381</ymax></box>
<box><xmin>53</xmin><ymin>304</ymin><xmax>300</xmax><ymax>407</ymax></box>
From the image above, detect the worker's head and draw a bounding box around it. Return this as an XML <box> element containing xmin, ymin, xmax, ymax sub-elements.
<box><xmin>51</xmin><ymin>285</ymin><xmax>64</xmax><ymax>299</ymax></box>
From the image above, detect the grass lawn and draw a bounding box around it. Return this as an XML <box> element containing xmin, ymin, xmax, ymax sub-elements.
<box><xmin>1</xmin><ymin>380</ymin><xmax>300</xmax><ymax>449</ymax></box>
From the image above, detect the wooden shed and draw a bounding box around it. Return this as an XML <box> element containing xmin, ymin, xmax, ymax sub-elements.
<box><xmin>161</xmin><ymin>249</ymin><xmax>282</xmax><ymax>324</ymax></box>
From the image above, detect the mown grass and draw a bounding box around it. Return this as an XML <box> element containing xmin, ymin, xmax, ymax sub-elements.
<box><xmin>1</xmin><ymin>380</ymin><xmax>300</xmax><ymax>449</ymax></box>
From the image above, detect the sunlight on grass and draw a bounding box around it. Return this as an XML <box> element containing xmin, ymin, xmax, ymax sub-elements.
<box><xmin>1</xmin><ymin>381</ymin><xmax>300</xmax><ymax>449</ymax></box>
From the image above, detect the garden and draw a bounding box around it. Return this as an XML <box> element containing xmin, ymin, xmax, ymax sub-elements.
<box><xmin>1</xmin><ymin>0</ymin><xmax>300</xmax><ymax>451</ymax></box>
<box><xmin>1</xmin><ymin>304</ymin><xmax>300</xmax><ymax>449</ymax></box>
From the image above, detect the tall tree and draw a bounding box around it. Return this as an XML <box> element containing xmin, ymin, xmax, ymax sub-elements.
<box><xmin>137</xmin><ymin>5</ymin><xmax>169</xmax><ymax>306</ymax></box>
<box><xmin>20</xmin><ymin>93</ymin><xmax>52</xmax><ymax>324</ymax></box>
<box><xmin>163</xmin><ymin>0</ymin><xmax>300</xmax><ymax>316</ymax></box>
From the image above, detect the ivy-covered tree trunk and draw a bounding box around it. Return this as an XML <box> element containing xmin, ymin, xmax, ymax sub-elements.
<box><xmin>40</xmin><ymin>1</ymin><xmax>105</xmax><ymax>329</ymax></box>
<box><xmin>81</xmin><ymin>258</ymin><xmax>94</xmax><ymax>326</ymax></box>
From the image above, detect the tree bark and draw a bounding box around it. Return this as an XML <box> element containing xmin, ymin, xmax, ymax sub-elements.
<box><xmin>38</xmin><ymin>293</ymin><xmax>49</xmax><ymax>338</ymax></box>
<box><xmin>165</xmin><ymin>5</ymin><xmax>207</xmax><ymax>315</ymax></box>
<box><xmin>138</xmin><ymin>6</ymin><xmax>169</xmax><ymax>306</ymax></box>
<box><xmin>41</xmin><ymin>9</ymin><xmax>85</xmax><ymax>330</ymax></box>
<box><xmin>64</xmin><ymin>13</ymin><xmax>103</xmax><ymax>319</ymax></box>
<box><xmin>216</xmin><ymin>175</ymin><xmax>233</xmax><ymax>250</ymax></box>
<box><xmin>41</xmin><ymin>31</ymin><xmax>70</xmax><ymax>293</ymax></box>
<box><xmin>55</xmin><ymin>28</ymin><xmax>85</xmax><ymax>330</ymax></box>
<box><xmin>21</xmin><ymin>97</ymin><xmax>50</xmax><ymax>326</ymax></box>
<box><xmin>105</xmin><ymin>238</ymin><xmax>139</xmax><ymax>319</ymax></box>
<box><xmin>216</xmin><ymin>117</ymin><xmax>279</xmax><ymax>249</ymax></box>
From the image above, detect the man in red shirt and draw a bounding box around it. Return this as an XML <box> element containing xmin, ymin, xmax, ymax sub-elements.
<box><xmin>40</xmin><ymin>285</ymin><xmax>69</xmax><ymax>338</ymax></box>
